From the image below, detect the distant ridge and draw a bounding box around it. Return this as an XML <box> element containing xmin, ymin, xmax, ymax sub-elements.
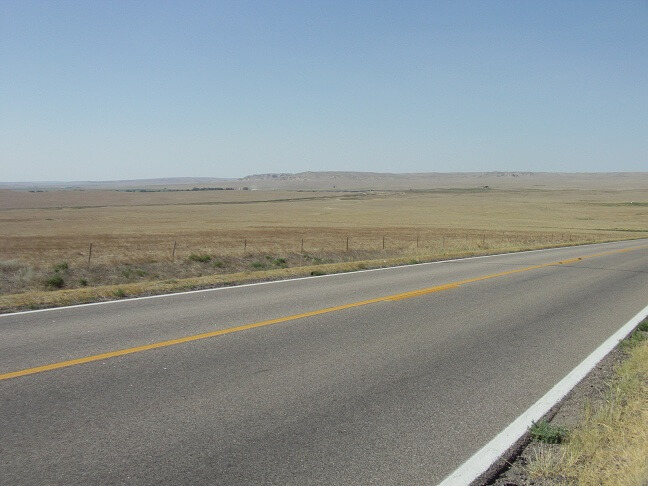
<box><xmin>1</xmin><ymin>171</ymin><xmax>646</xmax><ymax>191</ymax></box>
<box><xmin>242</xmin><ymin>171</ymin><xmax>536</xmax><ymax>180</ymax></box>
<box><xmin>237</xmin><ymin>171</ymin><xmax>647</xmax><ymax>191</ymax></box>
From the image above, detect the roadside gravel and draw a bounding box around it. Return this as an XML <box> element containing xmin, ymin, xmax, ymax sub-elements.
<box><xmin>485</xmin><ymin>335</ymin><xmax>640</xmax><ymax>485</ymax></box>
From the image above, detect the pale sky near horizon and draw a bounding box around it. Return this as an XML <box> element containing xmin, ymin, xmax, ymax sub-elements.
<box><xmin>1</xmin><ymin>0</ymin><xmax>646</xmax><ymax>182</ymax></box>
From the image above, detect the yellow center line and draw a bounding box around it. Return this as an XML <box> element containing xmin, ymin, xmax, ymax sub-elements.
<box><xmin>1</xmin><ymin>244</ymin><xmax>646</xmax><ymax>382</ymax></box>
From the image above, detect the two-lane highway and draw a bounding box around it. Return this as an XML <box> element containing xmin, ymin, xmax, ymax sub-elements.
<box><xmin>2</xmin><ymin>240</ymin><xmax>647</xmax><ymax>484</ymax></box>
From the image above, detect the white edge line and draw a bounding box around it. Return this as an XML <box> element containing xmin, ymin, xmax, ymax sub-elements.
<box><xmin>437</xmin><ymin>302</ymin><xmax>648</xmax><ymax>486</ymax></box>
<box><xmin>0</xmin><ymin>239</ymin><xmax>638</xmax><ymax>318</ymax></box>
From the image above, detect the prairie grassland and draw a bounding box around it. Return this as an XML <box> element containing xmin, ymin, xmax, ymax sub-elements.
<box><xmin>0</xmin><ymin>185</ymin><xmax>646</xmax><ymax>311</ymax></box>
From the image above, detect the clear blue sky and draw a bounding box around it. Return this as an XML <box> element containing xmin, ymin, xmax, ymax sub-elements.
<box><xmin>1</xmin><ymin>0</ymin><xmax>646</xmax><ymax>181</ymax></box>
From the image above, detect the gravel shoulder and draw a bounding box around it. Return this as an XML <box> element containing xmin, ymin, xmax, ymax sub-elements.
<box><xmin>482</xmin><ymin>336</ymin><xmax>638</xmax><ymax>485</ymax></box>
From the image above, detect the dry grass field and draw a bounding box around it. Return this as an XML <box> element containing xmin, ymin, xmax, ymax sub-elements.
<box><xmin>1</xmin><ymin>172</ymin><xmax>646</xmax><ymax>311</ymax></box>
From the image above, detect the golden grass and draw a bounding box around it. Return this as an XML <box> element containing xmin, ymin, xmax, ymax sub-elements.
<box><xmin>2</xmin><ymin>187</ymin><xmax>644</xmax><ymax>263</ymax></box>
<box><xmin>527</xmin><ymin>328</ymin><xmax>648</xmax><ymax>485</ymax></box>
<box><xmin>0</xmin><ymin>185</ymin><xmax>646</xmax><ymax>311</ymax></box>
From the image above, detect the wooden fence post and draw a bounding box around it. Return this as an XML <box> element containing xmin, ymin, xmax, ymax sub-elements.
<box><xmin>172</xmin><ymin>241</ymin><xmax>177</xmax><ymax>261</ymax></box>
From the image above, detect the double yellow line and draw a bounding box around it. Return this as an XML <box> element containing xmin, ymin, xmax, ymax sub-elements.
<box><xmin>1</xmin><ymin>245</ymin><xmax>645</xmax><ymax>382</ymax></box>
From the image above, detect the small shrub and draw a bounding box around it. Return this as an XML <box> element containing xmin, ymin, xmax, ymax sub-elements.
<box><xmin>310</xmin><ymin>270</ymin><xmax>326</xmax><ymax>276</ymax></box>
<box><xmin>188</xmin><ymin>254</ymin><xmax>212</xmax><ymax>263</ymax></box>
<box><xmin>79</xmin><ymin>278</ymin><xmax>88</xmax><ymax>286</ymax></box>
<box><xmin>53</xmin><ymin>262</ymin><xmax>69</xmax><ymax>272</ymax></box>
<box><xmin>620</xmin><ymin>329</ymin><xmax>646</xmax><ymax>350</ymax></box>
<box><xmin>212</xmin><ymin>260</ymin><xmax>224</xmax><ymax>268</ymax></box>
<box><xmin>272</xmin><ymin>257</ymin><xmax>287</xmax><ymax>267</ymax></box>
<box><xmin>529</xmin><ymin>420</ymin><xmax>568</xmax><ymax>444</ymax></box>
<box><xmin>113</xmin><ymin>288</ymin><xmax>126</xmax><ymax>298</ymax></box>
<box><xmin>309</xmin><ymin>256</ymin><xmax>334</xmax><ymax>265</ymax></box>
<box><xmin>251</xmin><ymin>261</ymin><xmax>266</xmax><ymax>270</ymax></box>
<box><xmin>46</xmin><ymin>274</ymin><xmax>65</xmax><ymax>289</ymax></box>
<box><xmin>122</xmin><ymin>268</ymin><xmax>146</xmax><ymax>278</ymax></box>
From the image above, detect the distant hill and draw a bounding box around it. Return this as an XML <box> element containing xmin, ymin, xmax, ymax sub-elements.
<box><xmin>1</xmin><ymin>172</ymin><xmax>646</xmax><ymax>191</ymax></box>
<box><xmin>238</xmin><ymin>171</ymin><xmax>648</xmax><ymax>191</ymax></box>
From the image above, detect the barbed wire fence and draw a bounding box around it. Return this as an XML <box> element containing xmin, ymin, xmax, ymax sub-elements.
<box><xmin>1</xmin><ymin>230</ymin><xmax>588</xmax><ymax>268</ymax></box>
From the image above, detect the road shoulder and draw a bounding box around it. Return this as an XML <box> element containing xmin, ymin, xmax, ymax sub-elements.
<box><xmin>486</xmin><ymin>323</ymin><xmax>648</xmax><ymax>485</ymax></box>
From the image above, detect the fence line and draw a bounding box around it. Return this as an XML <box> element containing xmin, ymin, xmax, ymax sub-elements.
<box><xmin>0</xmin><ymin>230</ymin><xmax>597</xmax><ymax>268</ymax></box>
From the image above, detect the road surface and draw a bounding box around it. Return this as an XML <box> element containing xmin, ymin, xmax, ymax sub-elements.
<box><xmin>1</xmin><ymin>239</ymin><xmax>647</xmax><ymax>484</ymax></box>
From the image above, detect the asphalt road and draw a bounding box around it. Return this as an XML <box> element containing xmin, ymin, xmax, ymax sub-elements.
<box><xmin>1</xmin><ymin>240</ymin><xmax>647</xmax><ymax>485</ymax></box>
